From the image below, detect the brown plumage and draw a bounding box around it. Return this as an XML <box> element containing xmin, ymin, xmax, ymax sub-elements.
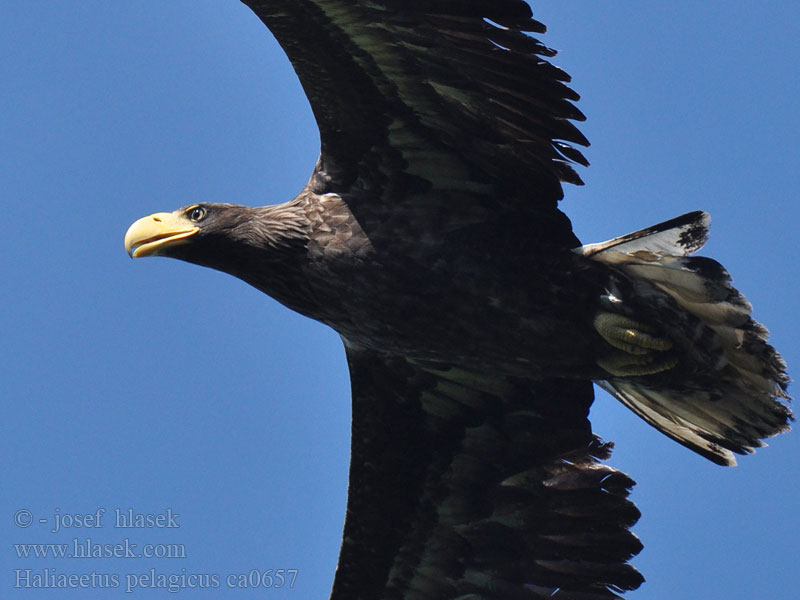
<box><xmin>124</xmin><ymin>2</ymin><xmax>791</xmax><ymax>598</ymax></box>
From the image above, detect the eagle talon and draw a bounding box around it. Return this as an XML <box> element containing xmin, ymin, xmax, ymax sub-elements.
<box><xmin>597</xmin><ymin>351</ymin><xmax>679</xmax><ymax>377</ymax></box>
<box><xmin>594</xmin><ymin>312</ymin><xmax>676</xmax><ymax>376</ymax></box>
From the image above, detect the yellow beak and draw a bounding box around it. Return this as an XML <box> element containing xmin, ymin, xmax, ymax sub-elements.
<box><xmin>124</xmin><ymin>211</ymin><xmax>199</xmax><ymax>258</ymax></box>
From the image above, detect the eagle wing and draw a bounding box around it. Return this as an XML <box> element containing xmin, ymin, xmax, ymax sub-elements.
<box><xmin>338</xmin><ymin>345</ymin><xmax>643</xmax><ymax>599</ymax></box>
<box><xmin>242</xmin><ymin>0</ymin><xmax>588</xmax><ymax>243</ymax></box>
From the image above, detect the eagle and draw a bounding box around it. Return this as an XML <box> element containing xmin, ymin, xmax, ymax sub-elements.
<box><xmin>124</xmin><ymin>2</ymin><xmax>790</xmax><ymax>598</ymax></box>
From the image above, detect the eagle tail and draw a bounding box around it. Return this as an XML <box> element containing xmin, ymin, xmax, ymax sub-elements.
<box><xmin>577</xmin><ymin>211</ymin><xmax>792</xmax><ymax>466</ymax></box>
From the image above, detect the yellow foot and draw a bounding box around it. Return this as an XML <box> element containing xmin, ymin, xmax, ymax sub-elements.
<box><xmin>594</xmin><ymin>312</ymin><xmax>677</xmax><ymax>376</ymax></box>
<box><xmin>597</xmin><ymin>351</ymin><xmax>679</xmax><ymax>377</ymax></box>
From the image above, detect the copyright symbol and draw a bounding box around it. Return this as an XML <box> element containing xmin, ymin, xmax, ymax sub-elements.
<box><xmin>14</xmin><ymin>509</ymin><xmax>33</xmax><ymax>528</ymax></box>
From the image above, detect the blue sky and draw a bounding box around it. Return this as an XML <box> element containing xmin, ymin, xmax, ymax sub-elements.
<box><xmin>2</xmin><ymin>2</ymin><xmax>798</xmax><ymax>598</ymax></box>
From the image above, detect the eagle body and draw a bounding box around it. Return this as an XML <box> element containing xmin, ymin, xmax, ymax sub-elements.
<box><xmin>162</xmin><ymin>187</ymin><xmax>608</xmax><ymax>379</ymax></box>
<box><xmin>124</xmin><ymin>1</ymin><xmax>791</xmax><ymax>598</ymax></box>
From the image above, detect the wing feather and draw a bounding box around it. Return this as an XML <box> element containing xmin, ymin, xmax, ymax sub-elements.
<box><xmin>335</xmin><ymin>345</ymin><xmax>643</xmax><ymax>599</ymax></box>
<box><xmin>242</xmin><ymin>0</ymin><xmax>588</xmax><ymax>219</ymax></box>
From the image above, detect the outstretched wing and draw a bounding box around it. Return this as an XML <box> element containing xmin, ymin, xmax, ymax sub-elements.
<box><xmin>337</xmin><ymin>345</ymin><xmax>643</xmax><ymax>600</ymax></box>
<box><xmin>242</xmin><ymin>0</ymin><xmax>587</xmax><ymax>232</ymax></box>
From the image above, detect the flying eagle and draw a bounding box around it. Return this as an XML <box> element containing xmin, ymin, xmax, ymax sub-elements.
<box><xmin>124</xmin><ymin>2</ymin><xmax>791</xmax><ymax>598</ymax></box>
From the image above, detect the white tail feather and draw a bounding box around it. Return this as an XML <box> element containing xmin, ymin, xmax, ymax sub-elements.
<box><xmin>579</xmin><ymin>211</ymin><xmax>791</xmax><ymax>465</ymax></box>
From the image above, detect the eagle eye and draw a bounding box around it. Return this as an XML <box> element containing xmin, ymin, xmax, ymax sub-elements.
<box><xmin>188</xmin><ymin>206</ymin><xmax>207</xmax><ymax>222</ymax></box>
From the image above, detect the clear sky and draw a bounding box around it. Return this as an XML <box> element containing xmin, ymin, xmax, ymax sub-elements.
<box><xmin>2</xmin><ymin>2</ymin><xmax>798</xmax><ymax>599</ymax></box>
